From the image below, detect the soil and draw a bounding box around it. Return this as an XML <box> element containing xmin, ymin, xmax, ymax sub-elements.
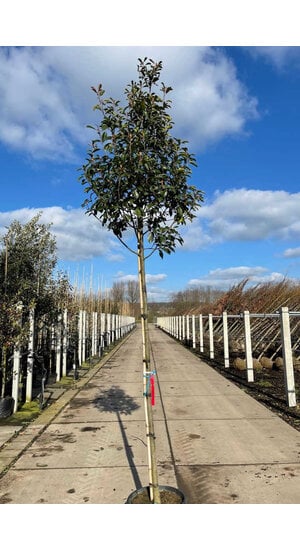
<box><xmin>202</xmin><ymin>354</ymin><xmax>300</xmax><ymax>432</ymax></box>
<box><xmin>128</xmin><ymin>486</ymin><xmax>184</xmax><ymax>504</ymax></box>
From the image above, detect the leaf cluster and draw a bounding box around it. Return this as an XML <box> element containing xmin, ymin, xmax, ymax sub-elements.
<box><xmin>80</xmin><ymin>58</ymin><xmax>204</xmax><ymax>258</ymax></box>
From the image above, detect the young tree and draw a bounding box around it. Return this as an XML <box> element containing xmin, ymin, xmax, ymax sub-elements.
<box><xmin>0</xmin><ymin>213</ymin><xmax>57</xmax><ymax>311</ymax></box>
<box><xmin>126</xmin><ymin>280</ymin><xmax>139</xmax><ymax>317</ymax></box>
<box><xmin>0</xmin><ymin>214</ymin><xmax>70</xmax><ymax>401</ymax></box>
<box><xmin>79</xmin><ymin>58</ymin><xmax>204</xmax><ymax>503</ymax></box>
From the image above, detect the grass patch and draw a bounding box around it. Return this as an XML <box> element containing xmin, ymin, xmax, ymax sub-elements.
<box><xmin>256</xmin><ymin>380</ymin><xmax>273</xmax><ymax>388</ymax></box>
<box><xmin>54</xmin><ymin>375</ymin><xmax>76</xmax><ymax>387</ymax></box>
<box><xmin>0</xmin><ymin>400</ymin><xmax>41</xmax><ymax>426</ymax></box>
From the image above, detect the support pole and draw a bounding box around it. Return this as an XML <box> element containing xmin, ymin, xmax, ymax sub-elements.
<box><xmin>199</xmin><ymin>314</ymin><xmax>204</xmax><ymax>353</ymax></box>
<box><xmin>192</xmin><ymin>315</ymin><xmax>196</xmax><ymax>349</ymax></box>
<box><xmin>244</xmin><ymin>310</ymin><xmax>254</xmax><ymax>382</ymax></box>
<box><xmin>209</xmin><ymin>314</ymin><xmax>214</xmax><ymax>359</ymax></box>
<box><xmin>280</xmin><ymin>307</ymin><xmax>296</xmax><ymax>407</ymax></box>
<box><xmin>26</xmin><ymin>307</ymin><xmax>35</xmax><ymax>402</ymax></box>
<box><xmin>78</xmin><ymin>310</ymin><xmax>83</xmax><ymax>366</ymax></box>
<box><xmin>12</xmin><ymin>302</ymin><xmax>23</xmax><ymax>412</ymax></box>
<box><xmin>223</xmin><ymin>311</ymin><xmax>229</xmax><ymax>369</ymax></box>
<box><xmin>62</xmin><ymin>308</ymin><xmax>68</xmax><ymax>377</ymax></box>
<box><xmin>137</xmin><ymin>228</ymin><xmax>160</xmax><ymax>504</ymax></box>
<box><xmin>56</xmin><ymin>313</ymin><xmax>62</xmax><ymax>382</ymax></box>
<box><xmin>12</xmin><ymin>346</ymin><xmax>21</xmax><ymax>413</ymax></box>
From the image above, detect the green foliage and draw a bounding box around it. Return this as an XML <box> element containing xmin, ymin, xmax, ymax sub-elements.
<box><xmin>79</xmin><ymin>57</ymin><xmax>204</xmax><ymax>259</ymax></box>
<box><xmin>0</xmin><ymin>213</ymin><xmax>57</xmax><ymax>307</ymax></box>
<box><xmin>0</xmin><ymin>214</ymin><xmax>72</xmax><ymax>347</ymax></box>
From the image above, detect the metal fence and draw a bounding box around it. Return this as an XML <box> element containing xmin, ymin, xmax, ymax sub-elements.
<box><xmin>157</xmin><ymin>307</ymin><xmax>300</xmax><ymax>408</ymax></box>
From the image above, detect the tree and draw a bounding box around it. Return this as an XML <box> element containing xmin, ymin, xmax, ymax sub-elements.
<box><xmin>0</xmin><ymin>213</ymin><xmax>57</xmax><ymax>311</ymax></box>
<box><xmin>126</xmin><ymin>280</ymin><xmax>139</xmax><ymax>317</ymax></box>
<box><xmin>110</xmin><ymin>281</ymin><xmax>126</xmax><ymax>313</ymax></box>
<box><xmin>0</xmin><ymin>214</ymin><xmax>71</xmax><ymax>400</ymax></box>
<box><xmin>80</xmin><ymin>58</ymin><xmax>204</xmax><ymax>503</ymax></box>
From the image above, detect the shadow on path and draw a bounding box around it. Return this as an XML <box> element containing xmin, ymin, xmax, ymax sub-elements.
<box><xmin>93</xmin><ymin>385</ymin><xmax>143</xmax><ymax>490</ymax></box>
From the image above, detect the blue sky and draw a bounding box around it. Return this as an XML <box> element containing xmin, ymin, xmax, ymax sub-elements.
<box><xmin>1</xmin><ymin>39</ymin><xmax>300</xmax><ymax>300</ymax></box>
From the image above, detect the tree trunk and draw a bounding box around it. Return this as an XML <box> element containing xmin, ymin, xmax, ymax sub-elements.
<box><xmin>137</xmin><ymin>228</ymin><xmax>161</xmax><ymax>504</ymax></box>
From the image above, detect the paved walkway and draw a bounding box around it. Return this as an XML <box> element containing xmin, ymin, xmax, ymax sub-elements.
<box><xmin>1</xmin><ymin>324</ymin><xmax>300</xmax><ymax>504</ymax></box>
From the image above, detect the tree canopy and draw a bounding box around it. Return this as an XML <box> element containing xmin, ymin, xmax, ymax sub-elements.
<box><xmin>79</xmin><ymin>57</ymin><xmax>204</xmax><ymax>259</ymax></box>
<box><xmin>0</xmin><ymin>213</ymin><xmax>56</xmax><ymax>307</ymax></box>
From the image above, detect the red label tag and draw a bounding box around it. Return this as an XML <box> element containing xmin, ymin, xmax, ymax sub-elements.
<box><xmin>150</xmin><ymin>375</ymin><xmax>155</xmax><ymax>406</ymax></box>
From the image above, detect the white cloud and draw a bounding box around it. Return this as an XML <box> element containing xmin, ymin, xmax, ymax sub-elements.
<box><xmin>0</xmin><ymin>46</ymin><xmax>259</xmax><ymax>160</ymax></box>
<box><xmin>0</xmin><ymin>206</ymin><xmax>122</xmax><ymax>262</ymax></box>
<box><xmin>2</xmin><ymin>187</ymin><xmax>299</xmax><ymax>264</ymax></box>
<box><xmin>115</xmin><ymin>271</ymin><xmax>167</xmax><ymax>284</ymax></box>
<box><xmin>113</xmin><ymin>270</ymin><xmax>169</xmax><ymax>301</ymax></box>
<box><xmin>188</xmin><ymin>266</ymin><xmax>285</xmax><ymax>289</ymax></box>
<box><xmin>283</xmin><ymin>247</ymin><xmax>300</xmax><ymax>258</ymax></box>
<box><xmin>247</xmin><ymin>47</ymin><xmax>300</xmax><ymax>70</ymax></box>
<box><xmin>181</xmin><ymin>188</ymin><xmax>300</xmax><ymax>250</ymax></box>
<box><xmin>0</xmin><ymin>48</ymin><xmax>82</xmax><ymax>161</ymax></box>
<box><xmin>147</xmin><ymin>286</ymin><xmax>173</xmax><ymax>302</ymax></box>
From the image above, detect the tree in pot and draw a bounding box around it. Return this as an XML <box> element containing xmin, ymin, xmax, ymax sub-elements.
<box><xmin>79</xmin><ymin>58</ymin><xmax>204</xmax><ymax>503</ymax></box>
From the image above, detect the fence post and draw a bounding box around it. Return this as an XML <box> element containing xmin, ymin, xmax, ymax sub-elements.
<box><xmin>82</xmin><ymin>311</ymin><xmax>87</xmax><ymax>362</ymax></box>
<box><xmin>107</xmin><ymin>313</ymin><xmax>111</xmax><ymax>346</ymax></box>
<box><xmin>192</xmin><ymin>315</ymin><xmax>196</xmax><ymax>349</ymax></box>
<box><xmin>223</xmin><ymin>311</ymin><xmax>230</xmax><ymax>369</ymax></box>
<box><xmin>244</xmin><ymin>310</ymin><xmax>254</xmax><ymax>382</ymax></box>
<box><xmin>62</xmin><ymin>308</ymin><xmax>68</xmax><ymax>377</ymax></box>
<box><xmin>186</xmin><ymin>315</ymin><xmax>190</xmax><ymax>344</ymax></box>
<box><xmin>56</xmin><ymin>313</ymin><xmax>62</xmax><ymax>382</ymax></box>
<box><xmin>199</xmin><ymin>314</ymin><xmax>204</xmax><ymax>353</ymax></box>
<box><xmin>92</xmin><ymin>311</ymin><xmax>97</xmax><ymax>355</ymax></box>
<box><xmin>179</xmin><ymin>316</ymin><xmax>182</xmax><ymax>341</ymax></box>
<box><xmin>280</xmin><ymin>307</ymin><xmax>296</xmax><ymax>407</ymax></box>
<box><xmin>209</xmin><ymin>314</ymin><xmax>214</xmax><ymax>359</ymax></box>
<box><xmin>26</xmin><ymin>306</ymin><xmax>35</xmax><ymax>402</ymax></box>
<box><xmin>12</xmin><ymin>347</ymin><xmax>21</xmax><ymax>413</ymax></box>
<box><xmin>12</xmin><ymin>302</ymin><xmax>23</xmax><ymax>412</ymax></box>
<box><xmin>78</xmin><ymin>310</ymin><xmax>83</xmax><ymax>366</ymax></box>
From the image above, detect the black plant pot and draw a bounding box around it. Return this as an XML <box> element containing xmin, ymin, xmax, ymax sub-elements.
<box><xmin>126</xmin><ymin>485</ymin><xmax>186</xmax><ymax>504</ymax></box>
<box><xmin>0</xmin><ymin>396</ymin><xmax>14</xmax><ymax>418</ymax></box>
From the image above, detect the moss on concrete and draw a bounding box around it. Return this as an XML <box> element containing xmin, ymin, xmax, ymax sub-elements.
<box><xmin>0</xmin><ymin>400</ymin><xmax>41</xmax><ymax>426</ymax></box>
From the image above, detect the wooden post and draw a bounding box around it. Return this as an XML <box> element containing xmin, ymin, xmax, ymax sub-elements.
<box><xmin>137</xmin><ymin>227</ymin><xmax>160</xmax><ymax>504</ymax></box>
<box><xmin>223</xmin><ymin>311</ymin><xmax>230</xmax><ymax>369</ymax></box>
<box><xmin>280</xmin><ymin>307</ymin><xmax>296</xmax><ymax>407</ymax></box>
<box><xmin>244</xmin><ymin>310</ymin><xmax>254</xmax><ymax>382</ymax></box>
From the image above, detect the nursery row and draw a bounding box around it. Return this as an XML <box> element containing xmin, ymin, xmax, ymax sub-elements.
<box><xmin>156</xmin><ymin>307</ymin><xmax>300</xmax><ymax>408</ymax></box>
<box><xmin>0</xmin><ymin>305</ymin><xmax>136</xmax><ymax>417</ymax></box>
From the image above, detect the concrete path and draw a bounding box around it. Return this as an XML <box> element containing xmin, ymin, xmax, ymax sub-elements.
<box><xmin>1</xmin><ymin>324</ymin><xmax>300</xmax><ymax>504</ymax></box>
